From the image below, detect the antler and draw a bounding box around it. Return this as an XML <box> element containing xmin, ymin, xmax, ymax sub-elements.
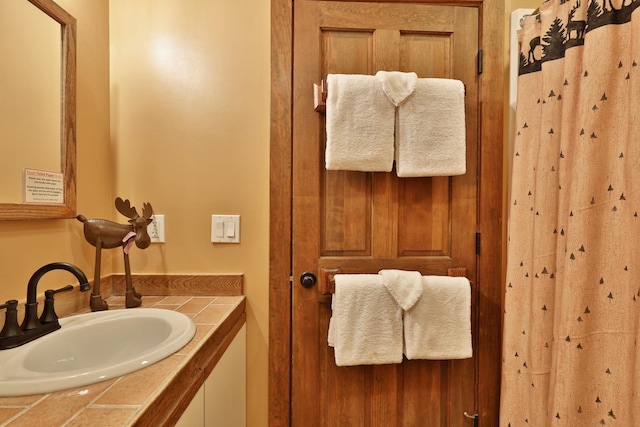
<box><xmin>142</xmin><ymin>202</ymin><xmax>154</xmax><ymax>219</ymax></box>
<box><xmin>115</xmin><ymin>197</ymin><xmax>139</xmax><ymax>219</ymax></box>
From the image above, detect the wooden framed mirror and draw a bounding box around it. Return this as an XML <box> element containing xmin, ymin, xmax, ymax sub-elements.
<box><xmin>0</xmin><ymin>0</ymin><xmax>76</xmax><ymax>220</ymax></box>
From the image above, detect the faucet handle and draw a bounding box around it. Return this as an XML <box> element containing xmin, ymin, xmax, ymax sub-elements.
<box><xmin>40</xmin><ymin>284</ymin><xmax>74</xmax><ymax>324</ymax></box>
<box><xmin>0</xmin><ymin>300</ymin><xmax>23</xmax><ymax>338</ymax></box>
<box><xmin>0</xmin><ymin>300</ymin><xmax>17</xmax><ymax>310</ymax></box>
<box><xmin>52</xmin><ymin>284</ymin><xmax>74</xmax><ymax>294</ymax></box>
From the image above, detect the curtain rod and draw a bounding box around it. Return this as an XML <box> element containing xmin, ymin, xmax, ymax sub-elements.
<box><xmin>519</xmin><ymin>0</ymin><xmax>550</xmax><ymax>27</ymax></box>
<box><xmin>520</xmin><ymin>7</ymin><xmax>541</xmax><ymax>27</ymax></box>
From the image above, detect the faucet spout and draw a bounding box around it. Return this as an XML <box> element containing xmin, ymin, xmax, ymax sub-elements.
<box><xmin>23</xmin><ymin>262</ymin><xmax>90</xmax><ymax>330</ymax></box>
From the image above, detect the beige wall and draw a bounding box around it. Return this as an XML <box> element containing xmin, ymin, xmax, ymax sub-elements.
<box><xmin>0</xmin><ymin>1</ymin><xmax>268</xmax><ymax>426</ymax></box>
<box><xmin>109</xmin><ymin>2</ymin><xmax>269</xmax><ymax>427</ymax></box>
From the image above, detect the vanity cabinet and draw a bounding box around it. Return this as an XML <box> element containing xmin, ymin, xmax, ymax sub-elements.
<box><xmin>0</xmin><ymin>296</ymin><xmax>246</xmax><ymax>426</ymax></box>
<box><xmin>177</xmin><ymin>324</ymin><xmax>246</xmax><ymax>427</ymax></box>
<box><xmin>177</xmin><ymin>387</ymin><xmax>205</xmax><ymax>426</ymax></box>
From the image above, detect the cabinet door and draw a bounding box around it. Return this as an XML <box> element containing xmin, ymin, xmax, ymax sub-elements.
<box><xmin>176</xmin><ymin>387</ymin><xmax>205</xmax><ymax>427</ymax></box>
<box><xmin>205</xmin><ymin>325</ymin><xmax>246</xmax><ymax>427</ymax></box>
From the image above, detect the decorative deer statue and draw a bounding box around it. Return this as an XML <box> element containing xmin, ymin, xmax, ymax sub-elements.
<box><xmin>77</xmin><ymin>197</ymin><xmax>154</xmax><ymax>311</ymax></box>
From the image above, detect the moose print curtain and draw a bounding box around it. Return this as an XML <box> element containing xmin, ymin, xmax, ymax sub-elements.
<box><xmin>501</xmin><ymin>0</ymin><xmax>640</xmax><ymax>425</ymax></box>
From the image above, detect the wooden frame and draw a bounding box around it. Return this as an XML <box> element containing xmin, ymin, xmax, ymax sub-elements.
<box><xmin>0</xmin><ymin>0</ymin><xmax>77</xmax><ymax>220</ymax></box>
<box><xmin>269</xmin><ymin>0</ymin><xmax>504</xmax><ymax>424</ymax></box>
<box><xmin>269</xmin><ymin>0</ymin><xmax>293</xmax><ymax>424</ymax></box>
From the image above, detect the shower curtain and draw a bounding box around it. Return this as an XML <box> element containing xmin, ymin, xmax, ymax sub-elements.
<box><xmin>501</xmin><ymin>0</ymin><xmax>640</xmax><ymax>425</ymax></box>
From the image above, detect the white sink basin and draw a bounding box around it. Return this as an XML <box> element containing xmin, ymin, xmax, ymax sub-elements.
<box><xmin>0</xmin><ymin>308</ymin><xmax>196</xmax><ymax>397</ymax></box>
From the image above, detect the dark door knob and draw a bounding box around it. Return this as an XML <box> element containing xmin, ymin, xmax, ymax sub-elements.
<box><xmin>299</xmin><ymin>271</ymin><xmax>317</xmax><ymax>288</ymax></box>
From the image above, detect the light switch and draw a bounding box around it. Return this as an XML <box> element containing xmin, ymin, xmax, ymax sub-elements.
<box><xmin>214</xmin><ymin>220</ymin><xmax>225</xmax><ymax>238</ymax></box>
<box><xmin>211</xmin><ymin>215</ymin><xmax>240</xmax><ymax>243</ymax></box>
<box><xmin>225</xmin><ymin>221</ymin><xmax>236</xmax><ymax>237</ymax></box>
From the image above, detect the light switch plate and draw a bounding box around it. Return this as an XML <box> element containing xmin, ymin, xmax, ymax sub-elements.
<box><xmin>211</xmin><ymin>215</ymin><xmax>240</xmax><ymax>243</ymax></box>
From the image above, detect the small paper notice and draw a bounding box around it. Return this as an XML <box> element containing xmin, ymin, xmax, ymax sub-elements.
<box><xmin>23</xmin><ymin>168</ymin><xmax>64</xmax><ymax>203</ymax></box>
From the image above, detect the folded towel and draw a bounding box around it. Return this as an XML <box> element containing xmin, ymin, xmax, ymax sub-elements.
<box><xmin>378</xmin><ymin>269</ymin><xmax>423</xmax><ymax>311</ymax></box>
<box><xmin>395</xmin><ymin>78</ymin><xmax>466</xmax><ymax>177</ymax></box>
<box><xmin>328</xmin><ymin>274</ymin><xmax>403</xmax><ymax>366</ymax></box>
<box><xmin>325</xmin><ymin>74</ymin><xmax>396</xmax><ymax>172</ymax></box>
<box><xmin>404</xmin><ymin>275</ymin><xmax>472</xmax><ymax>360</ymax></box>
<box><xmin>376</xmin><ymin>71</ymin><xmax>418</xmax><ymax>107</ymax></box>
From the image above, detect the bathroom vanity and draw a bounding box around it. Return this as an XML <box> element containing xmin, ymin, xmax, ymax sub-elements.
<box><xmin>0</xmin><ymin>288</ymin><xmax>246</xmax><ymax>426</ymax></box>
<box><xmin>176</xmin><ymin>323</ymin><xmax>246</xmax><ymax>426</ymax></box>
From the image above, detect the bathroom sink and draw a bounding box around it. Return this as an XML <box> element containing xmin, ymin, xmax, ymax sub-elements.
<box><xmin>0</xmin><ymin>308</ymin><xmax>196</xmax><ymax>397</ymax></box>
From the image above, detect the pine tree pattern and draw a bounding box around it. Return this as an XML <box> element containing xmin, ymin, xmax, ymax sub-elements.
<box><xmin>502</xmin><ymin>0</ymin><xmax>640</xmax><ymax>425</ymax></box>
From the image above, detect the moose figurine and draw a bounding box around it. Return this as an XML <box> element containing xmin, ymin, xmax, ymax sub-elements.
<box><xmin>77</xmin><ymin>197</ymin><xmax>154</xmax><ymax>311</ymax></box>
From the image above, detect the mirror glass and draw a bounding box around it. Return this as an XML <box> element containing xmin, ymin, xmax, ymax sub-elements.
<box><xmin>0</xmin><ymin>0</ymin><xmax>76</xmax><ymax>220</ymax></box>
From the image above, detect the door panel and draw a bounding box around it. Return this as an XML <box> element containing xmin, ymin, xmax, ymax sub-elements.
<box><xmin>293</xmin><ymin>2</ymin><xmax>479</xmax><ymax>426</ymax></box>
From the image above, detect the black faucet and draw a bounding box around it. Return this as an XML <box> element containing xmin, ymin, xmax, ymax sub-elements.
<box><xmin>0</xmin><ymin>262</ymin><xmax>91</xmax><ymax>350</ymax></box>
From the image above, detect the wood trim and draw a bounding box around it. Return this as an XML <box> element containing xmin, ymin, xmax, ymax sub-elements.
<box><xmin>476</xmin><ymin>0</ymin><xmax>504</xmax><ymax>424</ymax></box>
<box><xmin>269</xmin><ymin>0</ymin><xmax>294</xmax><ymax>425</ymax></box>
<box><xmin>112</xmin><ymin>274</ymin><xmax>244</xmax><ymax>296</ymax></box>
<box><xmin>269</xmin><ymin>1</ymin><xmax>504</xmax><ymax>426</ymax></box>
<box><xmin>0</xmin><ymin>0</ymin><xmax>77</xmax><ymax>221</ymax></box>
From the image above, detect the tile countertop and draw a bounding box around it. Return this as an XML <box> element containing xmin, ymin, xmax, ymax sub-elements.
<box><xmin>0</xmin><ymin>294</ymin><xmax>246</xmax><ymax>427</ymax></box>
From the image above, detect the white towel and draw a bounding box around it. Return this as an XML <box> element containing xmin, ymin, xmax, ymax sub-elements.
<box><xmin>395</xmin><ymin>78</ymin><xmax>466</xmax><ymax>177</ymax></box>
<box><xmin>325</xmin><ymin>74</ymin><xmax>396</xmax><ymax>172</ymax></box>
<box><xmin>328</xmin><ymin>274</ymin><xmax>403</xmax><ymax>366</ymax></box>
<box><xmin>404</xmin><ymin>275</ymin><xmax>472</xmax><ymax>360</ymax></box>
<box><xmin>378</xmin><ymin>269</ymin><xmax>423</xmax><ymax>311</ymax></box>
<box><xmin>376</xmin><ymin>71</ymin><xmax>418</xmax><ymax>107</ymax></box>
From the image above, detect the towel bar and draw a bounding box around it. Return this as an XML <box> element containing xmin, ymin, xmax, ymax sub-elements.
<box><xmin>320</xmin><ymin>267</ymin><xmax>340</xmax><ymax>294</ymax></box>
<box><xmin>314</xmin><ymin>80</ymin><xmax>327</xmax><ymax>112</ymax></box>
<box><xmin>313</xmin><ymin>78</ymin><xmax>467</xmax><ymax>113</ymax></box>
<box><xmin>320</xmin><ymin>267</ymin><xmax>468</xmax><ymax>295</ymax></box>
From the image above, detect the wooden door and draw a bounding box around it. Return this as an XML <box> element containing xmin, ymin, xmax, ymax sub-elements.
<box><xmin>292</xmin><ymin>2</ymin><xmax>480</xmax><ymax>426</ymax></box>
